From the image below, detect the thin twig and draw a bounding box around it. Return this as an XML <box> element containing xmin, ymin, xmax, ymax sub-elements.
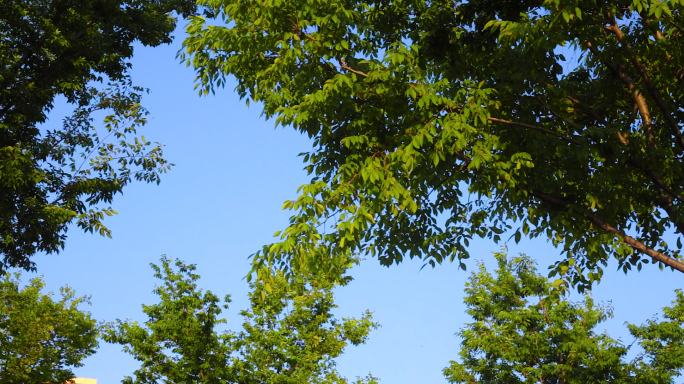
<box><xmin>487</xmin><ymin>117</ymin><xmax>582</xmax><ymax>145</ymax></box>
<box><xmin>339</xmin><ymin>60</ymin><xmax>367</xmax><ymax>77</ymax></box>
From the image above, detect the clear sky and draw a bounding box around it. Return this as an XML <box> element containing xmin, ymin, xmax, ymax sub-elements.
<box><xmin>27</xmin><ymin>24</ymin><xmax>684</xmax><ymax>384</ymax></box>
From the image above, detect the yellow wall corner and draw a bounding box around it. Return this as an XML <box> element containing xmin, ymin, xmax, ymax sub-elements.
<box><xmin>70</xmin><ymin>378</ymin><xmax>97</xmax><ymax>384</ymax></box>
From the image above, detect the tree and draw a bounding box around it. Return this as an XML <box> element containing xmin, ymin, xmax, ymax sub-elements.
<box><xmin>443</xmin><ymin>251</ymin><xmax>684</xmax><ymax>384</ymax></box>
<box><xmin>0</xmin><ymin>272</ymin><xmax>99</xmax><ymax>384</ymax></box>
<box><xmin>0</xmin><ymin>0</ymin><xmax>197</xmax><ymax>271</ymax></box>
<box><xmin>104</xmin><ymin>255</ymin><xmax>378</xmax><ymax>384</ymax></box>
<box><xmin>183</xmin><ymin>0</ymin><xmax>684</xmax><ymax>289</ymax></box>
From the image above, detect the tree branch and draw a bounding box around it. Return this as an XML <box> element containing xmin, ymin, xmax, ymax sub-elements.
<box><xmin>627</xmin><ymin>157</ymin><xmax>684</xmax><ymax>204</ymax></box>
<box><xmin>627</xmin><ymin>157</ymin><xmax>684</xmax><ymax>235</ymax></box>
<box><xmin>530</xmin><ymin>190</ymin><xmax>684</xmax><ymax>274</ymax></box>
<box><xmin>603</xmin><ymin>22</ymin><xmax>684</xmax><ymax>151</ymax></box>
<box><xmin>585</xmin><ymin>40</ymin><xmax>656</xmax><ymax>148</ymax></box>
<box><xmin>565</xmin><ymin>95</ymin><xmax>608</xmax><ymax>126</ymax></box>
<box><xmin>658</xmin><ymin>191</ymin><xmax>684</xmax><ymax>235</ymax></box>
<box><xmin>319</xmin><ymin>61</ymin><xmax>340</xmax><ymax>75</ymax></box>
<box><xmin>585</xmin><ymin>210</ymin><xmax>684</xmax><ymax>273</ymax></box>
<box><xmin>487</xmin><ymin>117</ymin><xmax>582</xmax><ymax>145</ymax></box>
<box><xmin>338</xmin><ymin>60</ymin><xmax>367</xmax><ymax>77</ymax></box>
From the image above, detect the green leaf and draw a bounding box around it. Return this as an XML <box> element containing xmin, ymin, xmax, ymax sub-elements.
<box><xmin>562</xmin><ymin>11</ymin><xmax>570</xmax><ymax>23</ymax></box>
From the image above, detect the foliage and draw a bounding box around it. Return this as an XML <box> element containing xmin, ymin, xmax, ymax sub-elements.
<box><xmin>184</xmin><ymin>0</ymin><xmax>684</xmax><ymax>290</ymax></box>
<box><xmin>104</xmin><ymin>256</ymin><xmax>378</xmax><ymax>384</ymax></box>
<box><xmin>103</xmin><ymin>256</ymin><xmax>233</xmax><ymax>384</ymax></box>
<box><xmin>234</xmin><ymin>264</ymin><xmax>377</xmax><ymax>384</ymax></box>
<box><xmin>444</xmin><ymin>251</ymin><xmax>684</xmax><ymax>384</ymax></box>
<box><xmin>0</xmin><ymin>0</ymin><xmax>197</xmax><ymax>271</ymax></box>
<box><xmin>0</xmin><ymin>272</ymin><xmax>98</xmax><ymax>384</ymax></box>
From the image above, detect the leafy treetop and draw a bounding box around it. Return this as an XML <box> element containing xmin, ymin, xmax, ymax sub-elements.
<box><xmin>104</xmin><ymin>255</ymin><xmax>378</xmax><ymax>384</ymax></box>
<box><xmin>445</xmin><ymin>251</ymin><xmax>684</xmax><ymax>384</ymax></box>
<box><xmin>0</xmin><ymin>272</ymin><xmax>98</xmax><ymax>384</ymax></box>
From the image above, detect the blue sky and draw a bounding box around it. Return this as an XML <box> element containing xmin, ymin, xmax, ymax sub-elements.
<box><xmin>27</xmin><ymin>25</ymin><xmax>684</xmax><ymax>384</ymax></box>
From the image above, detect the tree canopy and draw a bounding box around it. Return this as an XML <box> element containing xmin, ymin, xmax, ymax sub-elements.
<box><xmin>444</xmin><ymin>252</ymin><xmax>684</xmax><ymax>384</ymax></box>
<box><xmin>0</xmin><ymin>272</ymin><xmax>98</xmax><ymax>384</ymax></box>
<box><xmin>104</xmin><ymin>256</ymin><xmax>378</xmax><ymax>384</ymax></box>
<box><xmin>184</xmin><ymin>0</ymin><xmax>684</xmax><ymax>290</ymax></box>
<box><xmin>0</xmin><ymin>0</ymin><xmax>197</xmax><ymax>271</ymax></box>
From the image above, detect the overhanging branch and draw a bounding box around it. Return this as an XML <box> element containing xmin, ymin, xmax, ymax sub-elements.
<box><xmin>530</xmin><ymin>189</ymin><xmax>684</xmax><ymax>274</ymax></box>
